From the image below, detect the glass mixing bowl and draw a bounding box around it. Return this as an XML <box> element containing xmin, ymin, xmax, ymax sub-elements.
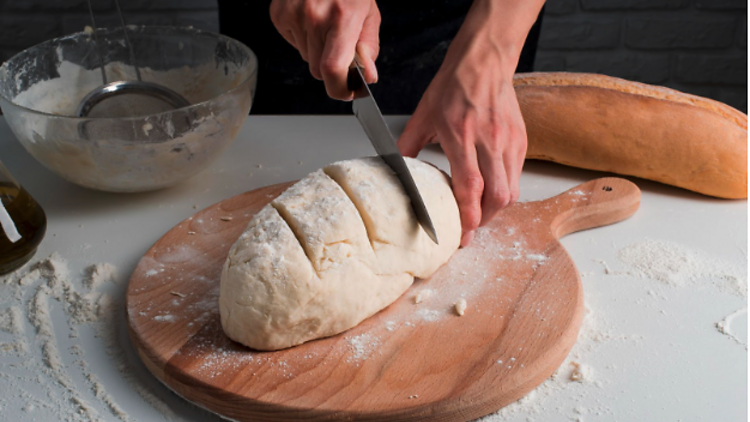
<box><xmin>0</xmin><ymin>26</ymin><xmax>257</xmax><ymax>192</ymax></box>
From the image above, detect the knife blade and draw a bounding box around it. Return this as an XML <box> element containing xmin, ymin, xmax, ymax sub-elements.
<box><xmin>347</xmin><ymin>56</ymin><xmax>439</xmax><ymax>244</ymax></box>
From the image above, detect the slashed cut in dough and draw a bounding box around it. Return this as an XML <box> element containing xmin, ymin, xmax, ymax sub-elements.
<box><xmin>219</xmin><ymin>157</ymin><xmax>460</xmax><ymax>350</ymax></box>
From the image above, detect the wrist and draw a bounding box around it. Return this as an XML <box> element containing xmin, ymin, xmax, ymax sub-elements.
<box><xmin>444</xmin><ymin>0</ymin><xmax>545</xmax><ymax>77</ymax></box>
<box><xmin>441</xmin><ymin>28</ymin><xmax>519</xmax><ymax>82</ymax></box>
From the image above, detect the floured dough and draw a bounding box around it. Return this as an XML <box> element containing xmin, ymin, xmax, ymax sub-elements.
<box><xmin>219</xmin><ymin>157</ymin><xmax>460</xmax><ymax>350</ymax></box>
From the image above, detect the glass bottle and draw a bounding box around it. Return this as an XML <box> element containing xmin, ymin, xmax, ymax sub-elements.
<box><xmin>0</xmin><ymin>160</ymin><xmax>46</xmax><ymax>275</ymax></box>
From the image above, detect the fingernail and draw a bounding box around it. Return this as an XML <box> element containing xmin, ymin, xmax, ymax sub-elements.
<box><xmin>461</xmin><ymin>230</ymin><xmax>475</xmax><ymax>248</ymax></box>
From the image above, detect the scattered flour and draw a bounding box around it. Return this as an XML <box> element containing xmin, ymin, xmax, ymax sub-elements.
<box><xmin>18</xmin><ymin>268</ymin><xmax>43</xmax><ymax>286</ymax></box>
<box><xmin>0</xmin><ymin>340</ymin><xmax>27</xmax><ymax>354</ymax></box>
<box><xmin>414</xmin><ymin>308</ymin><xmax>441</xmax><ymax>322</ymax></box>
<box><xmin>346</xmin><ymin>333</ymin><xmax>381</xmax><ymax>363</ymax></box>
<box><xmin>28</xmin><ymin>285</ymin><xmax>101</xmax><ymax>421</ymax></box>
<box><xmin>0</xmin><ymin>306</ymin><xmax>24</xmax><ymax>335</ymax></box>
<box><xmin>479</xmin><ymin>302</ymin><xmax>615</xmax><ymax>422</ymax></box>
<box><xmin>2</xmin><ymin>234</ymin><xmax>736</xmax><ymax>421</ymax></box>
<box><xmin>715</xmin><ymin>307</ymin><xmax>748</xmax><ymax>349</ymax></box>
<box><xmin>413</xmin><ymin>289</ymin><xmax>432</xmax><ymax>304</ymax></box>
<box><xmin>388</xmin><ymin>223</ymin><xmax>552</xmax><ymax>330</ymax></box>
<box><xmin>594</xmin><ymin>259</ymin><xmax>615</xmax><ymax>275</ymax></box>
<box><xmin>616</xmin><ymin>239</ymin><xmax>747</xmax><ymax>297</ymax></box>
<box><xmin>0</xmin><ymin>305</ymin><xmax>27</xmax><ymax>355</ymax></box>
<box><xmin>83</xmin><ymin>263</ymin><xmax>117</xmax><ymax>290</ymax></box>
<box><xmin>568</xmin><ymin>361</ymin><xmax>593</xmax><ymax>383</ymax></box>
<box><xmin>154</xmin><ymin>315</ymin><xmax>176</xmax><ymax>323</ymax></box>
<box><xmin>87</xmin><ymin>372</ymin><xmax>135</xmax><ymax>422</ymax></box>
<box><xmin>0</xmin><ymin>253</ymin><xmax>177</xmax><ymax>421</ymax></box>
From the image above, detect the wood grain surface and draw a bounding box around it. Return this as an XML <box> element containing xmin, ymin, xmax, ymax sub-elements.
<box><xmin>126</xmin><ymin>177</ymin><xmax>640</xmax><ymax>422</ymax></box>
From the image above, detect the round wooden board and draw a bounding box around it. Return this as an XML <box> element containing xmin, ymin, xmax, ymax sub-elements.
<box><xmin>126</xmin><ymin>177</ymin><xmax>640</xmax><ymax>422</ymax></box>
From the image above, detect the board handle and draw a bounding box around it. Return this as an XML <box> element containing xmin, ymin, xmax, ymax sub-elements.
<box><xmin>543</xmin><ymin>177</ymin><xmax>641</xmax><ymax>239</ymax></box>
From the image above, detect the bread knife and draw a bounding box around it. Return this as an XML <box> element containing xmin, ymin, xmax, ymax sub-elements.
<box><xmin>347</xmin><ymin>56</ymin><xmax>439</xmax><ymax>244</ymax></box>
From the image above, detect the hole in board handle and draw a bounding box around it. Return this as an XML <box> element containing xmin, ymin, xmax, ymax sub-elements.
<box><xmin>602</xmin><ymin>186</ymin><xmax>613</xmax><ymax>192</ymax></box>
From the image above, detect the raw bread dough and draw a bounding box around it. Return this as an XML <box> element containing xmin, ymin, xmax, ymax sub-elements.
<box><xmin>219</xmin><ymin>157</ymin><xmax>460</xmax><ymax>350</ymax></box>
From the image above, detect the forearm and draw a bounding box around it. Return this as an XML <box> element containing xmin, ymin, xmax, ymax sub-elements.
<box><xmin>448</xmin><ymin>0</ymin><xmax>546</xmax><ymax>75</ymax></box>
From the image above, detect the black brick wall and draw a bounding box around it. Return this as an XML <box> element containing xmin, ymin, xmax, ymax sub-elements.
<box><xmin>538</xmin><ymin>0</ymin><xmax>748</xmax><ymax>112</ymax></box>
<box><xmin>0</xmin><ymin>0</ymin><xmax>746</xmax><ymax>112</ymax></box>
<box><xmin>0</xmin><ymin>0</ymin><xmax>219</xmax><ymax>64</ymax></box>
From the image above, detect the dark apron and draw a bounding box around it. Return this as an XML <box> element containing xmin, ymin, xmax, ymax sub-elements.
<box><xmin>218</xmin><ymin>1</ymin><xmax>543</xmax><ymax>114</ymax></box>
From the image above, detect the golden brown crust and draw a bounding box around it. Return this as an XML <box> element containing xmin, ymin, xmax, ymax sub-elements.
<box><xmin>514</xmin><ymin>72</ymin><xmax>748</xmax><ymax>199</ymax></box>
<box><xmin>514</xmin><ymin>72</ymin><xmax>747</xmax><ymax>130</ymax></box>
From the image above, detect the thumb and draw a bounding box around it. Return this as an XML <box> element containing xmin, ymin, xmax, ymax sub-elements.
<box><xmin>356</xmin><ymin>42</ymin><xmax>378</xmax><ymax>84</ymax></box>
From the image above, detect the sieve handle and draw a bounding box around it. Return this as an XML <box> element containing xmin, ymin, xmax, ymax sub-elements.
<box><xmin>114</xmin><ymin>0</ymin><xmax>142</xmax><ymax>82</ymax></box>
<box><xmin>86</xmin><ymin>0</ymin><xmax>108</xmax><ymax>85</ymax></box>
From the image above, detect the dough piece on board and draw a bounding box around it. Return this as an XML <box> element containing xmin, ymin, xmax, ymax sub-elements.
<box><xmin>271</xmin><ymin>169</ymin><xmax>376</xmax><ymax>273</ymax></box>
<box><xmin>220</xmin><ymin>206</ymin><xmax>321</xmax><ymax>349</ymax></box>
<box><xmin>220</xmin><ymin>157</ymin><xmax>460</xmax><ymax>350</ymax></box>
<box><xmin>324</xmin><ymin>157</ymin><xmax>460</xmax><ymax>277</ymax></box>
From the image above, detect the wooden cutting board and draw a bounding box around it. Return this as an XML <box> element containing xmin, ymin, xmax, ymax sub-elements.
<box><xmin>126</xmin><ymin>177</ymin><xmax>640</xmax><ymax>422</ymax></box>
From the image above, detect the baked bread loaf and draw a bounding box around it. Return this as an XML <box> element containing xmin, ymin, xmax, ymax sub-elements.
<box><xmin>514</xmin><ymin>72</ymin><xmax>748</xmax><ymax>199</ymax></box>
<box><xmin>220</xmin><ymin>157</ymin><xmax>460</xmax><ymax>351</ymax></box>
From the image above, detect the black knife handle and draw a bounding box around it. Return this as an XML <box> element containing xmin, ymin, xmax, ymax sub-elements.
<box><xmin>347</xmin><ymin>67</ymin><xmax>363</xmax><ymax>92</ymax></box>
<box><xmin>347</xmin><ymin>55</ymin><xmax>366</xmax><ymax>97</ymax></box>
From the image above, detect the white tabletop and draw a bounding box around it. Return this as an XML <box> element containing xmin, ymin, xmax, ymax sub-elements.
<box><xmin>0</xmin><ymin>116</ymin><xmax>746</xmax><ymax>421</ymax></box>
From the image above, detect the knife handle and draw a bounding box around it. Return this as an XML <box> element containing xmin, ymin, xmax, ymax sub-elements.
<box><xmin>347</xmin><ymin>53</ymin><xmax>366</xmax><ymax>94</ymax></box>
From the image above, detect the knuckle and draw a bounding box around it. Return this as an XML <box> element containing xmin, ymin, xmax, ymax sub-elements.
<box><xmin>303</xmin><ymin>1</ymin><xmax>324</xmax><ymax>23</ymax></box>
<box><xmin>493</xmin><ymin>189</ymin><xmax>512</xmax><ymax>209</ymax></box>
<box><xmin>490</xmin><ymin>133</ymin><xmax>507</xmax><ymax>150</ymax></box>
<box><xmin>329</xmin><ymin>1</ymin><xmax>348</xmax><ymax>20</ymax></box>
<box><xmin>482</xmin><ymin>185</ymin><xmax>512</xmax><ymax>212</ymax></box>
<box><xmin>482</xmin><ymin>187</ymin><xmax>509</xmax><ymax>211</ymax></box>
<box><xmin>444</xmin><ymin>113</ymin><xmax>467</xmax><ymax>136</ymax></box>
<box><xmin>461</xmin><ymin>174</ymin><xmax>485</xmax><ymax>196</ymax></box>
<box><xmin>320</xmin><ymin>58</ymin><xmax>343</xmax><ymax>79</ymax></box>
<box><xmin>488</xmin><ymin>119</ymin><xmax>504</xmax><ymax>142</ymax></box>
<box><xmin>301</xmin><ymin>0</ymin><xmax>315</xmax><ymax>14</ymax></box>
<box><xmin>445</xmin><ymin>117</ymin><xmax>473</xmax><ymax>141</ymax></box>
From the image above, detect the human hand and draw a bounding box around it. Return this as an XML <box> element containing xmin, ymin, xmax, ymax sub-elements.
<box><xmin>269</xmin><ymin>0</ymin><xmax>380</xmax><ymax>100</ymax></box>
<box><xmin>397</xmin><ymin>33</ymin><xmax>528</xmax><ymax>247</ymax></box>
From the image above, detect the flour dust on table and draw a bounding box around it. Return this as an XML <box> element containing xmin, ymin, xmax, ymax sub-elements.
<box><xmin>714</xmin><ymin>307</ymin><xmax>748</xmax><ymax>349</ymax></box>
<box><xmin>478</xmin><ymin>297</ymin><xmax>627</xmax><ymax>422</ymax></box>
<box><xmin>597</xmin><ymin>238</ymin><xmax>748</xmax><ymax>348</ymax></box>
<box><xmin>615</xmin><ymin>239</ymin><xmax>747</xmax><ymax>296</ymax></box>
<box><xmin>0</xmin><ymin>253</ymin><xmax>179</xmax><ymax>421</ymax></box>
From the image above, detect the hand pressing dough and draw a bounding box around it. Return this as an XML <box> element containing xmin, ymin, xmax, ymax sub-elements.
<box><xmin>219</xmin><ymin>157</ymin><xmax>460</xmax><ymax>350</ymax></box>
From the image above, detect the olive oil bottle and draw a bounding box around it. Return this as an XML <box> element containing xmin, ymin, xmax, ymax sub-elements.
<box><xmin>0</xmin><ymin>162</ymin><xmax>46</xmax><ymax>275</ymax></box>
